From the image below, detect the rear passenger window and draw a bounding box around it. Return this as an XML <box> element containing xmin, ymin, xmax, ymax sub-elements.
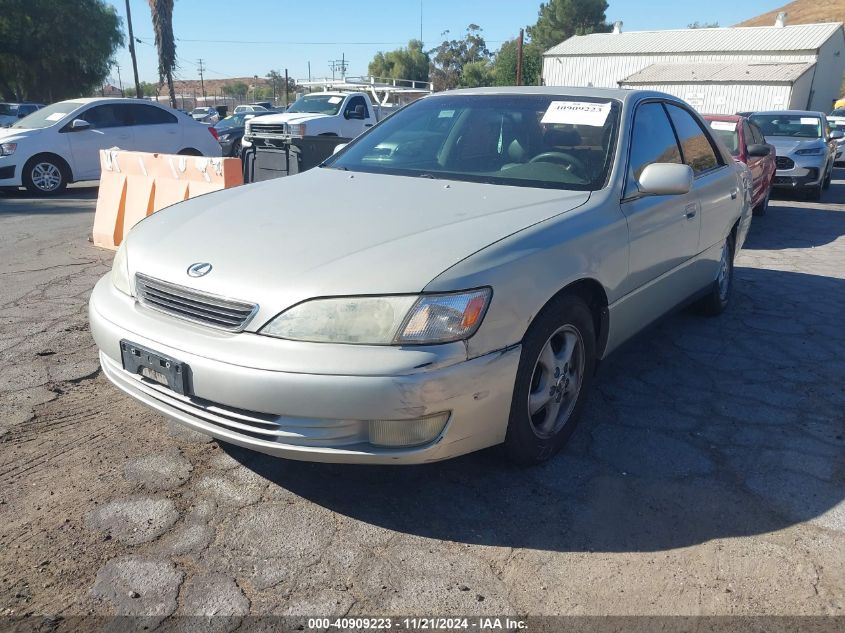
<box><xmin>626</xmin><ymin>102</ymin><xmax>682</xmax><ymax>197</ymax></box>
<box><xmin>665</xmin><ymin>104</ymin><xmax>722</xmax><ymax>175</ymax></box>
<box><xmin>128</xmin><ymin>104</ymin><xmax>177</xmax><ymax>125</ymax></box>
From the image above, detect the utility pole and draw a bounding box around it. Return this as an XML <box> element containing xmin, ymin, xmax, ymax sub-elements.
<box><xmin>516</xmin><ymin>28</ymin><xmax>524</xmax><ymax>86</ymax></box>
<box><xmin>284</xmin><ymin>68</ymin><xmax>289</xmax><ymax>107</ymax></box>
<box><xmin>197</xmin><ymin>58</ymin><xmax>206</xmax><ymax>99</ymax></box>
<box><xmin>307</xmin><ymin>61</ymin><xmax>311</xmax><ymax>82</ymax></box>
<box><xmin>115</xmin><ymin>63</ymin><xmax>124</xmax><ymax>96</ymax></box>
<box><xmin>125</xmin><ymin>0</ymin><xmax>142</xmax><ymax>99</ymax></box>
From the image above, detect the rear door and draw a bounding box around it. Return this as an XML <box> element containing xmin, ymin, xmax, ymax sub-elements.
<box><xmin>665</xmin><ymin>103</ymin><xmax>731</xmax><ymax>253</ymax></box>
<box><xmin>125</xmin><ymin>103</ymin><xmax>182</xmax><ymax>153</ymax></box>
<box><xmin>63</xmin><ymin>103</ymin><xmax>135</xmax><ymax>180</ymax></box>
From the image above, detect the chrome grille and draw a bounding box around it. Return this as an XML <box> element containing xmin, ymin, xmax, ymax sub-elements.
<box><xmin>776</xmin><ymin>156</ymin><xmax>795</xmax><ymax>170</ymax></box>
<box><xmin>248</xmin><ymin>122</ymin><xmax>287</xmax><ymax>136</ymax></box>
<box><xmin>135</xmin><ymin>273</ymin><xmax>258</xmax><ymax>332</ymax></box>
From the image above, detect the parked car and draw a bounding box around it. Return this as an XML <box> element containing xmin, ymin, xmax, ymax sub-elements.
<box><xmin>89</xmin><ymin>87</ymin><xmax>751</xmax><ymax>465</ymax></box>
<box><xmin>0</xmin><ymin>102</ymin><xmax>45</xmax><ymax>127</ymax></box>
<box><xmin>749</xmin><ymin>110</ymin><xmax>841</xmax><ymax>200</ymax></box>
<box><xmin>243</xmin><ymin>92</ymin><xmax>386</xmax><ymax>145</ymax></box>
<box><xmin>213</xmin><ymin>112</ymin><xmax>269</xmax><ymax>157</ymax></box>
<box><xmin>233</xmin><ymin>105</ymin><xmax>268</xmax><ymax>114</ymax></box>
<box><xmin>190</xmin><ymin>107</ymin><xmax>219</xmax><ymax>124</ymax></box>
<box><xmin>704</xmin><ymin>114</ymin><xmax>775</xmax><ymax>215</ymax></box>
<box><xmin>0</xmin><ymin>98</ymin><xmax>221</xmax><ymax>194</ymax></box>
<box><xmin>826</xmin><ymin>108</ymin><xmax>845</xmax><ymax>165</ymax></box>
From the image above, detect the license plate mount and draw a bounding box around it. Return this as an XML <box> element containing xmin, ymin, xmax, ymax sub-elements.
<box><xmin>120</xmin><ymin>340</ymin><xmax>190</xmax><ymax>395</ymax></box>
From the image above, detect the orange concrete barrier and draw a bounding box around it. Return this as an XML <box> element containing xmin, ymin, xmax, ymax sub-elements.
<box><xmin>92</xmin><ymin>150</ymin><xmax>243</xmax><ymax>250</ymax></box>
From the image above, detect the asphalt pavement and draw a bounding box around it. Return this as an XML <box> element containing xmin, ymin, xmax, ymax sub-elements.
<box><xmin>0</xmin><ymin>176</ymin><xmax>843</xmax><ymax>627</ymax></box>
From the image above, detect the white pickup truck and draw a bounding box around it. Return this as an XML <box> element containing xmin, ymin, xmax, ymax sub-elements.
<box><xmin>243</xmin><ymin>92</ymin><xmax>386</xmax><ymax>143</ymax></box>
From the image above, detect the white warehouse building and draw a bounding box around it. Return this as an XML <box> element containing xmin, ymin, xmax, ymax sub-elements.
<box><xmin>542</xmin><ymin>17</ymin><xmax>845</xmax><ymax>114</ymax></box>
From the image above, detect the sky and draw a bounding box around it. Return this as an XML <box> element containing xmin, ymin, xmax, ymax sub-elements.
<box><xmin>104</xmin><ymin>0</ymin><xmax>788</xmax><ymax>87</ymax></box>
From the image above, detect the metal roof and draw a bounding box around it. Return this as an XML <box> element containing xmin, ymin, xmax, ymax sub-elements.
<box><xmin>620</xmin><ymin>61</ymin><xmax>816</xmax><ymax>85</ymax></box>
<box><xmin>545</xmin><ymin>22</ymin><xmax>843</xmax><ymax>56</ymax></box>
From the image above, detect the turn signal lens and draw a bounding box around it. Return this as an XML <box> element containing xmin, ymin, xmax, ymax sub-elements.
<box><xmin>396</xmin><ymin>288</ymin><xmax>491</xmax><ymax>344</ymax></box>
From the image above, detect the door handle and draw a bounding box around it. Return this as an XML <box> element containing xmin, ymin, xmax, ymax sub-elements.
<box><xmin>684</xmin><ymin>203</ymin><xmax>698</xmax><ymax>219</ymax></box>
<box><xmin>730</xmin><ymin>189</ymin><xmax>738</xmax><ymax>199</ymax></box>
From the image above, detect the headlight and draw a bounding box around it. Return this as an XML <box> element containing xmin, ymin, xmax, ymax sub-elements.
<box><xmin>0</xmin><ymin>142</ymin><xmax>17</xmax><ymax>156</ymax></box>
<box><xmin>111</xmin><ymin>241</ymin><xmax>131</xmax><ymax>296</ymax></box>
<box><xmin>795</xmin><ymin>148</ymin><xmax>823</xmax><ymax>155</ymax></box>
<box><xmin>261</xmin><ymin>288</ymin><xmax>491</xmax><ymax>345</ymax></box>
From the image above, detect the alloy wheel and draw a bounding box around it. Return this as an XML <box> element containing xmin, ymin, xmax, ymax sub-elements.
<box><xmin>31</xmin><ymin>162</ymin><xmax>62</xmax><ymax>192</ymax></box>
<box><xmin>527</xmin><ymin>324</ymin><xmax>585</xmax><ymax>438</ymax></box>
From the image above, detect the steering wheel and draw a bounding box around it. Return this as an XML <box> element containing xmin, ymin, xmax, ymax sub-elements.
<box><xmin>528</xmin><ymin>151</ymin><xmax>588</xmax><ymax>178</ymax></box>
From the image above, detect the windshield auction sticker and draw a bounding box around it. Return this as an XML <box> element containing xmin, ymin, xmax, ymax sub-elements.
<box><xmin>541</xmin><ymin>101</ymin><xmax>611</xmax><ymax>126</ymax></box>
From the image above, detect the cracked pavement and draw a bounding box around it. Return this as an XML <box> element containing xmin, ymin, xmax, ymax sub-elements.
<box><xmin>0</xmin><ymin>176</ymin><xmax>843</xmax><ymax>625</ymax></box>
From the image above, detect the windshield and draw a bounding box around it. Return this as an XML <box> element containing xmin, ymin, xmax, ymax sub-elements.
<box><xmin>707</xmin><ymin>120</ymin><xmax>739</xmax><ymax>156</ymax></box>
<box><xmin>0</xmin><ymin>103</ymin><xmax>17</xmax><ymax>116</ymax></box>
<box><xmin>287</xmin><ymin>94</ymin><xmax>344</xmax><ymax>115</ymax></box>
<box><xmin>750</xmin><ymin>114</ymin><xmax>822</xmax><ymax>139</ymax></box>
<box><xmin>12</xmin><ymin>101</ymin><xmax>82</xmax><ymax>129</ymax></box>
<box><xmin>215</xmin><ymin>113</ymin><xmax>250</xmax><ymax>129</ymax></box>
<box><xmin>831</xmin><ymin>109</ymin><xmax>845</xmax><ymax>117</ymax></box>
<box><xmin>325</xmin><ymin>94</ymin><xmax>620</xmax><ymax>191</ymax></box>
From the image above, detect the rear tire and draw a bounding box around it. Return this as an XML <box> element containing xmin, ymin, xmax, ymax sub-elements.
<box><xmin>695</xmin><ymin>233</ymin><xmax>734</xmax><ymax>317</ymax></box>
<box><xmin>23</xmin><ymin>155</ymin><xmax>68</xmax><ymax>196</ymax></box>
<box><xmin>504</xmin><ymin>295</ymin><xmax>596</xmax><ymax>465</ymax></box>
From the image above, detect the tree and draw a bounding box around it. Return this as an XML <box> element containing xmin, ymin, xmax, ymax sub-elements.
<box><xmin>688</xmin><ymin>21</ymin><xmax>720</xmax><ymax>28</ymax></box>
<box><xmin>368</xmin><ymin>40</ymin><xmax>430</xmax><ymax>82</ymax></box>
<box><xmin>125</xmin><ymin>81</ymin><xmax>160</xmax><ymax>98</ymax></box>
<box><xmin>526</xmin><ymin>0</ymin><xmax>611</xmax><ymax>52</ymax></box>
<box><xmin>148</xmin><ymin>0</ymin><xmax>177</xmax><ymax>108</ymax></box>
<box><xmin>0</xmin><ymin>0</ymin><xmax>124</xmax><ymax>102</ymax></box>
<box><xmin>493</xmin><ymin>38</ymin><xmax>543</xmax><ymax>87</ymax></box>
<box><xmin>429</xmin><ymin>25</ymin><xmax>493</xmax><ymax>91</ymax></box>
<box><xmin>222</xmin><ymin>82</ymin><xmax>248</xmax><ymax>99</ymax></box>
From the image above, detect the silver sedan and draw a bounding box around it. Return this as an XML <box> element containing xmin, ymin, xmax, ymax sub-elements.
<box><xmin>89</xmin><ymin>87</ymin><xmax>752</xmax><ymax>465</ymax></box>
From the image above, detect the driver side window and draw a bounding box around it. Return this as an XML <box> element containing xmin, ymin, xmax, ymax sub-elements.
<box><xmin>345</xmin><ymin>96</ymin><xmax>368</xmax><ymax>119</ymax></box>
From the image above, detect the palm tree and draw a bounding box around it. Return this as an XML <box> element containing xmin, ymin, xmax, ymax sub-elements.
<box><xmin>148</xmin><ymin>0</ymin><xmax>177</xmax><ymax>108</ymax></box>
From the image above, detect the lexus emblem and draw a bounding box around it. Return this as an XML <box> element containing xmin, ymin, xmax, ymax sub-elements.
<box><xmin>187</xmin><ymin>262</ymin><xmax>212</xmax><ymax>277</ymax></box>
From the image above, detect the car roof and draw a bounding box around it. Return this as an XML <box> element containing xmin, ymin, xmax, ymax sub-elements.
<box><xmin>427</xmin><ymin>86</ymin><xmax>687</xmax><ymax>105</ymax></box>
<box><xmin>57</xmin><ymin>97</ymin><xmax>172</xmax><ymax>108</ymax></box>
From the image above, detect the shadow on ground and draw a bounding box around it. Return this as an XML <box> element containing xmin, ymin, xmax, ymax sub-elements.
<box><xmin>748</xmin><ymin>172</ymin><xmax>845</xmax><ymax>249</ymax></box>
<box><xmin>227</xmin><ymin>265</ymin><xmax>845</xmax><ymax>553</ymax></box>
<box><xmin>0</xmin><ymin>184</ymin><xmax>98</xmax><ymax>212</ymax></box>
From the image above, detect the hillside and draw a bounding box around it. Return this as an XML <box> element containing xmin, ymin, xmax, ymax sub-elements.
<box><xmin>736</xmin><ymin>0</ymin><xmax>845</xmax><ymax>27</ymax></box>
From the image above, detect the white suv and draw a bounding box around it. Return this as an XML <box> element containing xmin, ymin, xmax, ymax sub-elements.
<box><xmin>0</xmin><ymin>98</ymin><xmax>222</xmax><ymax>195</ymax></box>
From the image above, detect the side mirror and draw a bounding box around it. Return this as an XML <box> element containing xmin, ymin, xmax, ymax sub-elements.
<box><xmin>638</xmin><ymin>163</ymin><xmax>693</xmax><ymax>196</ymax></box>
<box><xmin>830</xmin><ymin>130</ymin><xmax>844</xmax><ymax>140</ymax></box>
<box><xmin>746</xmin><ymin>143</ymin><xmax>771</xmax><ymax>157</ymax></box>
<box><xmin>333</xmin><ymin>143</ymin><xmax>348</xmax><ymax>155</ymax></box>
<box><xmin>70</xmin><ymin>119</ymin><xmax>90</xmax><ymax>131</ymax></box>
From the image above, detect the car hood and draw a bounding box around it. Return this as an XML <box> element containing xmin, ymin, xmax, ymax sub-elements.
<box><xmin>126</xmin><ymin>168</ymin><xmax>590</xmax><ymax>329</ymax></box>
<box><xmin>0</xmin><ymin>126</ymin><xmax>38</xmax><ymax>141</ymax></box>
<box><xmin>766</xmin><ymin>136</ymin><xmax>825</xmax><ymax>154</ymax></box>
<box><xmin>250</xmin><ymin>112</ymin><xmax>329</xmax><ymax>126</ymax></box>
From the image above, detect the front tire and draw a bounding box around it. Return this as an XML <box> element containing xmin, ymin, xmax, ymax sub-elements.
<box><xmin>504</xmin><ymin>295</ymin><xmax>596</xmax><ymax>465</ymax></box>
<box><xmin>696</xmin><ymin>233</ymin><xmax>734</xmax><ymax>316</ymax></box>
<box><xmin>23</xmin><ymin>155</ymin><xmax>67</xmax><ymax>196</ymax></box>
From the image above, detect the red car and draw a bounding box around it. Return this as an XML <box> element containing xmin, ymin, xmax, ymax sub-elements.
<box><xmin>704</xmin><ymin>114</ymin><xmax>776</xmax><ymax>216</ymax></box>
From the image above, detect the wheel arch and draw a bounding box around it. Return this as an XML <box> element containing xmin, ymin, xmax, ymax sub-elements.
<box><xmin>532</xmin><ymin>277</ymin><xmax>610</xmax><ymax>360</ymax></box>
<box><xmin>24</xmin><ymin>152</ymin><xmax>74</xmax><ymax>183</ymax></box>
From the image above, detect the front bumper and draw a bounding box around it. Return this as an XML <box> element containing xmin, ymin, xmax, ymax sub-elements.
<box><xmin>89</xmin><ymin>277</ymin><xmax>521</xmax><ymax>464</ymax></box>
<box><xmin>772</xmin><ymin>155</ymin><xmax>825</xmax><ymax>189</ymax></box>
<box><xmin>0</xmin><ymin>162</ymin><xmax>18</xmax><ymax>185</ymax></box>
